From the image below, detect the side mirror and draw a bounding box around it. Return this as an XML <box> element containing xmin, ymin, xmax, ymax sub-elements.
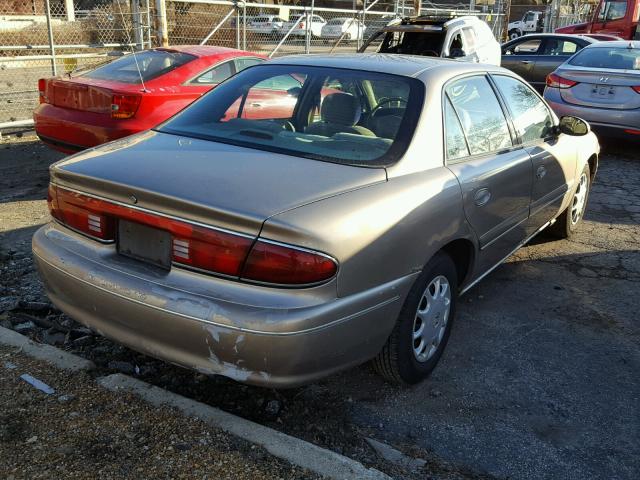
<box><xmin>559</xmin><ymin>116</ymin><xmax>590</xmax><ymax>136</ymax></box>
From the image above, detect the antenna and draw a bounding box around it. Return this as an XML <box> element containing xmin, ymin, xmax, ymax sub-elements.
<box><xmin>114</xmin><ymin>0</ymin><xmax>149</xmax><ymax>92</ymax></box>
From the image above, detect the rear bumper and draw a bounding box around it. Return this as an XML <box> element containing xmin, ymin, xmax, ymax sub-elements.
<box><xmin>32</xmin><ymin>223</ymin><xmax>411</xmax><ymax>387</ymax></box>
<box><xmin>544</xmin><ymin>89</ymin><xmax>640</xmax><ymax>137</ymax></box>
<box><xmin>33</xmin><ymin>103</ymin><xmax>147</xmax><ymax>152</ymax></box>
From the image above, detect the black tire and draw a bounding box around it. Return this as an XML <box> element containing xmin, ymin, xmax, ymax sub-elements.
<box><xmin>373</xmin><ymin>252</ymin><xmax>458</xmax><ymax>385</ymax></box>
<box><xmin>508</xmin><ymin>29</ymin><xmax>521</xmax><ymax>40</ymax></box>
<box><xmin>549</xmin><ymin>163</ymin><xmax>591</xmax><ymax>239</ymax></box>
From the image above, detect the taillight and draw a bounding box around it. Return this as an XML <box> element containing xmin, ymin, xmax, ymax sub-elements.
<box><xmin>38</xmin><ymin>79</ymin><xmax>47</xmax><ymax>104</ymax></box>
<box><xmin>546</xmin><ymin>73</ymin><xmax>578</xmax><ymax>89</ymax></box>
<box><xmin>47</xmin><ymin>185</ymin><xmax>338</xmax><ymax>285</ymax></box>
<box><xmin>111</xmin><ymin>94</ymin><xmax>141</xmax><ymax>119</ymax></box>
<box><xmin>242</xmin><ymin>240</ymin><xmax>337</xmax><ymax>286</ymax></box>
<box><xmin>632</xmin><ymin>86</ymin><xmax>640</xmax><ymax>94</ymax></box>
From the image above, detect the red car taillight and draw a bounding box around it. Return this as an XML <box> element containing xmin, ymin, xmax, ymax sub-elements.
<box><xmin>546</xmin><ymin>73</ymin><xmax>578</xmax><ymax>89</ymax></box>
<box><xmin>111</xmin><ymin>94</ymin><xmax>141</xmax><ymax>119</ymax></box>
<box><xmin>38</xmin><ymin>78</ymin><xmax>47</xmax><ymax>104</ymax></box>
<box><xmin>632</xmin><ymin>86</ymin><xmax>640</xmax><ymax>94</ymax></box>
<box><xmin>47</xmin><ymin>185</ymin><xmax>337</xmax><ymax>285</ymax></box>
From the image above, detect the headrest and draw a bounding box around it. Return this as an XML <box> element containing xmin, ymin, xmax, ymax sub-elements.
<box><xmin>321</xmin><ymin>92</ymin><xmax>361</xmax><ymax>126</ymax></box>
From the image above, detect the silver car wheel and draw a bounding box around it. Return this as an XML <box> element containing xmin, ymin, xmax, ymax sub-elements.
<box><xmin>571</xmin><ymin>172</ymin><xmax>588</xmax><ymax>225</ymax></box>
<box><xmin>412</xmin><ymin>275</ymin><xmax>451</xmax><ymax>363</ymax></box>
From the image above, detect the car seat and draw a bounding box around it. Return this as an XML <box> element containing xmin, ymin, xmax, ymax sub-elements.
<box><xmin>306</xmin><ymin>93</ymin><xmax>375</xmax><ymax>137</ymax></box>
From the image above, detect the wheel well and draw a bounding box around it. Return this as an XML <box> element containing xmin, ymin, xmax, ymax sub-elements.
<box><xmin>440</xmin><ymin>239</ymin><xmax>474</xmax><ymax>286</ymax></box>
<box><xmin>587</xmin><ymin>154</ymin><xmax>598</xmax><ymax>182</ymax></box>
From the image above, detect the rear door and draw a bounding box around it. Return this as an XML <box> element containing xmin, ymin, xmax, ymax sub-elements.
<box><xmin>444</xmin><ymin>75</ymin><xmax>533</xmax><ymax>271</ymax></box>
<box><xmin>491</xmin><ymin>74</ymin><xmax>577</xmax><ymax>234</ymax></box>
<box><xmin>531</xmin><ymin>37</ymin><xmax>585</xmax><ymax>92</ymax></box>
<box><xmin>501</xmin><ymin>37</ymin><xmax>543</xmax><ymax>83</ymax></box>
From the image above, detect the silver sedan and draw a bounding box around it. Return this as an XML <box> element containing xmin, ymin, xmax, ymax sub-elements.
<box><xmin>33</xmin><ymin>54</ymin><xmax>599</xmax><ymax>387</ymax></box>
<box><xmin>544</xmin><ymin>40</ymin><xmax>640</xmax><ymax>137</ymax></box>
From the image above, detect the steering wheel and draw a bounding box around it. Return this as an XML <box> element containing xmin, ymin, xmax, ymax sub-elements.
<box><xmin>282</xmin><ymin>120</ymin><xmax>295</xmax><ymax>132</ymax></box>
<box><xmin>370</xmin><ymin>97</ymin><xmax>409</xmax><ymax>118</ymax></box>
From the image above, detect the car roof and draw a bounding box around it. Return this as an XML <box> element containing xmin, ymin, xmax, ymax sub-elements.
<box><xmin>266</xmin><ymin>53</ymin><xmax>502</xmax><ymax>78</ymax></box>
<box><xmin>505</xmin><ymin>33</ymin><xmax>597</xmax><ymax>42</ymax></box>
<box><xmin>582</xmin><ymin>40</ymin><xmax>640</xmax><ymax>49</ymax></box>
<box><xmin>156</xmin><ymin>45</ymin><xmax>252</xmax><ymax>58</ymax></box>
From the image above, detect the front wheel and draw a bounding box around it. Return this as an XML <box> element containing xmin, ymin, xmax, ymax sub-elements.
<box><xmin>373</xmin><ymin>252</ymin><xmax>458</xmax><ymax>385</ymax></box>
<box><xmin>509</xmin><ymin>29</ymin><xmax>521</xmax><ymax>40</ymax></box>
<box><xmin>549</xmin><ymin>164</ymin><xmax>590</xmax><ymax>239</ymax></box>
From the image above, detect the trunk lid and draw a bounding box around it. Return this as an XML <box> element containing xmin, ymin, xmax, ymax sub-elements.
<box><xmin>557</xmin><ymin>67</ymin><xmax>640</xmax><ymax>110</ymax></box>
<box><xmin>51</xmin><ymin>131</ymin><xmax>386</xmax><ymax>236</ymax></box>
<box><xmin>41</xmin><ymin>76</ymin><xmax>140</xmax><ymax>114</ymax></box>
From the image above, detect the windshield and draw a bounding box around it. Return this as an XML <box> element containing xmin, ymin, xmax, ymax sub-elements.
<box><xmin>568</xmin><ymin>47</ymin><xmax>640</xmax><ymax>70</ymax></box>
<box><xmin>158</xmin><ymin>65</ymin><xmax>423</xmax><ymax>167</ymax></box>
<box><xmin>83</xmin><ymin>50</ymin><xmax>196</xmax><ymax>83</ymax></box>
<box><xmin>361</xmin><ymin>30</ymin><xmax>445</xmax><ymax>56</ymax></box>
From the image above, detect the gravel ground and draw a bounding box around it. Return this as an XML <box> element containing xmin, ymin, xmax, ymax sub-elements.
<box><xmin>1</xmin><ymin>132</ymin><xmax>639</xmax><ymax>480</ymax></box>
<box><xmin>0</xmin><ymin>346</ymin><xmax>320</xmax><ymax>480</ymax></box>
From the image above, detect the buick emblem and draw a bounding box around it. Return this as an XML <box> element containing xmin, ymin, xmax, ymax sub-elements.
<box><xmin>129</xmin><ymin>194</ymin><xmax>138</xmax><ymax>204</ymax></box>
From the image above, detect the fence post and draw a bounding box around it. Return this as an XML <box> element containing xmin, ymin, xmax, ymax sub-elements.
<box><xmin>132</xmin><ymin>0</ymin><xmax>143</xmax><ymax>50</ymax></box>
<box><xmin>44</xmin><ymin>0</ymin><xmax>57</xmax><ymax>76</ymax></box>
<box><xmin>243</xmin><ymin>1</ymin><xmax>247</xmax><ymax>51</ymax></box>
<box><xmin>64</xmin><ymin>0</ymin><xmax>75</xmax><ymax>21</ymax></box>
<box><xmin>155</xmin><ymin>0</ymin><xmax>169</xmax><ymax>47</ymax></box>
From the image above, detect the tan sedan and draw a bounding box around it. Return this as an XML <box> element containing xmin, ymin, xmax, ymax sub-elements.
<box><xmin>33</xmin><ymin>54</ymin><xmax>599</xmax><ymax>387</ymax></box>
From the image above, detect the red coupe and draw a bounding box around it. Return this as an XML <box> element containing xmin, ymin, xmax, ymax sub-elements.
<box><xmin>34</xmin><ymin>46</ymin><xmax>265</xmax><ymax>153</ymax></box>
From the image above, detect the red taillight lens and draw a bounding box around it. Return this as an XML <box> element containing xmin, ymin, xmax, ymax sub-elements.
<box><xmin>38</xmin><ymin>78</ymin><xmax>47</xmax><ymax>104</ymax></box>
<box><xmin>48</xmin><ymin>185</ymin><xmax>337</xmax><ymax>285</ymax></box>
<box><xmin>632</xmin><ymin>86</ymin><xmax>640</xmax><ymax>94</ymax></box>
<box><xmin>241</xmin><ymin>240</ymin><xmax>337</xmax><ymax>286</ymax></box>
<box><xmin>111</xmin><ymin>94</ymin><xmax>141</xmax><ymax>119</ymax></box>
<box><xmin>546</xmin><ymin>73</ymin><xmax>578</xmax><ymax>89</ymax></box>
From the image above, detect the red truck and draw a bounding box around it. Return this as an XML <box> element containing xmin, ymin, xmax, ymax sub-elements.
<box><xmin>556</xmin><ymin>0</ymin><xmax>640</xmax><ymax>39</ymax></box>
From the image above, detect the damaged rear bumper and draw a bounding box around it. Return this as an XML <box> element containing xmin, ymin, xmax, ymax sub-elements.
<box><xmin>32</xmin><ymin>223</ymin><xmax>412</xmax><ymax>387</ymax></box>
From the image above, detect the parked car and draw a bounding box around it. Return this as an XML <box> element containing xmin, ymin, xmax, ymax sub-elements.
<box><xmin>320</xmin><ymin>17</ymin><xmax>365</xmax><ymax>42</ymax></box>
<box><xmin>579</xmin><ymin>33</ymin><xmax>625</xmax><ymax>41</ymax></box>
<box><xmin>34</xmin><ymin>46</ymin><xmax>265</xmax><ymax>153</ymax></box>
<box><xmin>33</xmin><ymin>54</ymin><xmax>599</xmax><ymax>388</ymax></box>
<box><xmin>502</xmin><ymin>34</ymin><xmax>597</xmax><ymax>93</ymax></box>
<box><xmin>280</xmin><ymin>14</ymin><xmax>326</xmax><ymax>38</ymax></box>
<box><xmin>544</xmin><ymin>40</ymin><xmax>640</xmax><ymax>137</ymax></box>
<box><xmin>248</xmin><ymin>15</ymin><xmax>285</xmax><ymax>36</ymax></box>
<box><xmin>359</xmin><ymin>15</ymin><xmax>501</xmax><ymax>65</ymax></box>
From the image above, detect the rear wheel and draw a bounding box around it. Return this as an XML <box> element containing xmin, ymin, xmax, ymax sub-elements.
<box><xmin>549</xmin><ymin>164</ymin><xmax>590</xmax><ymax>239</ymax></box>
<box><xmin>373</xmin><ymin>252</ymin><xmax>458</xmax><ymax>385</ymax></box>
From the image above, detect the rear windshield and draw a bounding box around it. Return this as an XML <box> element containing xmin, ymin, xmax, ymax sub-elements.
<box><xmin>362</xmin><ymin>30</ymin><xmax>445</xmax><ymax>56</ymax></box>
<box><xmin>568</xmin><ymin>47</ymin><xmax>640</xmax><ymax>70</ymax></box>
<box><xmin>158</xmin><ymin>64</ymin><xmax>423</xmax><ymax>167</ymax></box>
<box><xmin>83</xmin><ymin>50</ymin><xmax>196</xmax><ymax>83</ymax></box>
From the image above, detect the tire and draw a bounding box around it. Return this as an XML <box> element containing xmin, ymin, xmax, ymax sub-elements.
<box><xmin>549</xmin><ymin>163</ymin><xmax>590</xmax><ymax>239</ymax></box>
<box><xmin>373</xmin><ymin>252</ymin><xmax>458</xmax><ymax>385</ymax></box>
<box><xmin>509</xmin><ymin>29</ymin><xmax>521</xmax><ymax>40</ymax></box>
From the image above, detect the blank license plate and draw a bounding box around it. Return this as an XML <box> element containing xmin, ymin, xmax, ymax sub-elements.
<box><xmin>118</xmin><ymin>220</ymin><xmax>172</xmax><ymax>269</ymax></box>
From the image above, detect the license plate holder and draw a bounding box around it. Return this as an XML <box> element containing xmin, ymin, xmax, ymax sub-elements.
<box><xmin>118</xmin><ymin>220</ymin><xmax>172</xmax><ymax>270</ymax></box>
<box><xmin>593</xmin><ymin>85</ymin><xmax>615</xmax><ymax>97</ymax></box>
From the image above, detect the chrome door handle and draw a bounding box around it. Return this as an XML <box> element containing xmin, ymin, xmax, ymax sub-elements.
<box><xmin>474</xmin><ymin>188</ymin><xmax>491</xmax><ymax>207</ymax></box>
<box><xmin>536</xmin><ymin>166</ymin><xmax>547</xmax><ymax>179</ymax></box>
<box><xmin>251</xmin><ymin>103</ymin><xmax>263</xmax><ymax>107</ymax></box>
<box><xmin>520</xmin><ymin>60</ymin><xmax>533</xmax><ymax>64</ymax></box>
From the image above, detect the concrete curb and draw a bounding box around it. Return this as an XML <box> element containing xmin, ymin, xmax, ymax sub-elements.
<box><xmin>98</xmin><ymin>373</ymin><xmax>391</xmax><ymax>480</ymax></box>
<box><xmin>0</xmin><ymin>325</ymin><xmax>95</xmax><ymax>372</ymax></box>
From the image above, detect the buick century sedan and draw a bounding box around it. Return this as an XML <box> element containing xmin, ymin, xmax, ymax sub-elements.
<box><xmin>33</xmin><ymin>54</ymin><xmax>599</xmax><ymax>387</ymax></box>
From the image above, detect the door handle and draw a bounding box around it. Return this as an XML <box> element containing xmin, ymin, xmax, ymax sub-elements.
<box><xmin>536</xmin><ymin>166</ymin><xmax>547</xmax><ymax>179</ymax></box>
<box><xmin>520</xmin><ymin>60</ymin><xmax>533</xmax><ymax>65</ymax></box>
<box><xmin>251</xmin><ymin>103</ymin><xmax>263</xmax><ymax>107</ymax></box>
<box><xmin>474</xmin><ymin>188</ymin><xmax>491</xmax><ymax>207</ymax></box>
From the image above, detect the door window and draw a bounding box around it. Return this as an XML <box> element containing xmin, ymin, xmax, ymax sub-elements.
<box><xmin>462</xmin><ymin>28</ymin><xmax>477</xmax><ymax>52</ymax></box>
<box><xmin>448</xmin><ymin>31</ymin><xmax>465</xmax><ymax>57</ymax></box>
<box><xmin>598</xmin><ymin>0</ymin><xmax>628</xmax><ymax>21</ymax></box>
<box><xmin>492</xmin><ymin>75</ymin><xmax>554</xmax><ymax>144</ymax></box>
<box><xmin>234</xmin><ymin>57</ymin><xmax>264</xmax><ymax>73</ymax></box>
<box><xmin>445</xmin><ymin>76</ymin><xmax>512</xmax><ymax>156</ymax></box>
<box><xmin>192</xmin><ymin>60</ymin><xmax>234</xmax><ymax>84</ymax></box>
<box><xmin>443</xmin><ymin>97</ymin><xmax>469</xmax><ymax>160</ymax></box>
<box><xmin>506</xmin><ymin>38</ymin><xmax>542</xmax><ymax>55</ymax></box>
<box><xmin>540</xmin><ymin>39</ymin><xmax>579</xmax><ymax>56</ymax></box>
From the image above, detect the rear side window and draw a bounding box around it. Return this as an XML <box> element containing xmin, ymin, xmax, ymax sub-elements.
<box><xmin>192</xmin><ymin>60</ymin><xmax>234</xmax><ymax>84</ymax></box>
<box><xmin>568</xmin><ymin>47</ymin><xmax>640</xmax><ymax>70</ymax></box>
<box><xmin>445</xmin><ymin>76</ymin><xmax>512</xmax><ymax>156</ymax></box>
<box><xmin>444</xmin><ymin>97</ymin><xmax>469</xmax><ymax>161</ymax></box>
<box><xmin>235</xmin><ymin>57</ymin><xmax>264</xmax><ymax>72</ymax></box>
<box><xmin>83</xmin><ymin>50</ymin><xmax>196</xmax><ymax>84</ymax></box>
<box><xmin>492</xmin><ymin>75</ymin><xmax>554</xmax><ymax>144</ymax></box>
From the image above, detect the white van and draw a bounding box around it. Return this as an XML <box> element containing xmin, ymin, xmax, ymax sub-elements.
<box><xmin>360</xmin><ymin>15</ymin><xmax>501</xmax><ymax>66</ymax></box>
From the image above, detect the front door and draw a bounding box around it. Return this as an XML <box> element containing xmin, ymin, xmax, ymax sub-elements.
<box><xmin>443</xmin><ymin>75</ymin><xmax>533</xmax><ymax>273</ymax></box>
<box><xmin>501</xmin><ymin>37</ymin><xmax>543</xmax><ymax>84</ymax></box>
<box><xmin>490</xmin><ymin>74</ymin><xmax>577</xmax><ymax>234</ymax></box>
